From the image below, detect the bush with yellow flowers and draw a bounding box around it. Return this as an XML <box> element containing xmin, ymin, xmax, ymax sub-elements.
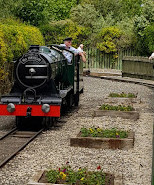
<box><xmin>0</xmin><ymin>18</ymin><xmax>45</xmax><ymax>94</ymax></box>
<box><xmin>80</xmin><ymin>127</ymin><xmax>128</xmax><ymax>138</ymax></box>
<box><xmin>46</xmin><ymin>165</ymin><xmax>106</xmax><ymax>185</ymax></box>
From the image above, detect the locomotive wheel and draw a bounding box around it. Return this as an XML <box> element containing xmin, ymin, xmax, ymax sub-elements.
<box><xmin>74</xmin><ymin>92</ymin><xmax>79</xmax><ymax>106</ymax></box>
<box><xmin>42</xmin><ymin>117</ymin><xmax>54</xmax><ymax>129</ymax></box>
<box><xmin>16</xmin><ymin>116</ymin><xmax>43</xmax><ymax>130</ymax></box>
<box><xmin>67</xmin><ymin>94</ymin><xmax>73</xmax><ymax>109</ymax></box>
<box><xmin>16</xmin><ymin>116</ymin><xmax>24</xmax><ymax>130</ymax></box>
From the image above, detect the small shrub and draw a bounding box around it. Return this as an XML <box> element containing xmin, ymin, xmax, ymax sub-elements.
<box><xmin>46</xmin><ymin>165</ymin><xmax>106</xmax><ymax>185</ymax></box>
<box><xmin>0</xmin><ymin>18</ymin><xmax>45</xmax><ymax>94</ymax></box>
<box><xmin>99</xmin><ymin>104</ymin><xmax>134</xmax><ymax>111</ymax></box>
<box><xmin>96</xmin><ymin>26</ymin><xmax>123</xmax><ymax>53</ymax></box>
<box><xmin>80</xmin><ymin>127</ymin><xmax>128</xmax><ymax>138</ymax></box>
<box><xmin>109</xmin><ymin>92</ymin><xmax>137</xmax><ymax>98</ymax></box>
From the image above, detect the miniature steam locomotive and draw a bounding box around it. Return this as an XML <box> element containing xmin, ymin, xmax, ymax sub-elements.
<box><xmin>0</xmin><ymin>45</ymin><xmax>83</xmax><ymax>128</ymax></box>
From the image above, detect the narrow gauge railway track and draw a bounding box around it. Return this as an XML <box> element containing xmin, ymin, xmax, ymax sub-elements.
<box><xmin>0</xmin><ymin>127</ymin><xmax>43</xmax><ymax>168</ymax></box>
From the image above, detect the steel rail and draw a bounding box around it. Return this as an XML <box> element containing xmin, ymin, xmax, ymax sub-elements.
<box><xmin>0</xmin><ymin>127</ymin><xmax>17</xmax><ymax>140</ymax></box>
<box><xmin>0</xmin><ymin>128</ymin><xmax>43</xmax><ymax>168</ymax></box>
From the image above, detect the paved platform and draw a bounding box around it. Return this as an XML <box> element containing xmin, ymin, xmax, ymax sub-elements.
<box><xmin>83</xmin><ymin>69</ymin><xmax>154</xmax><ymax>88</ymax></box>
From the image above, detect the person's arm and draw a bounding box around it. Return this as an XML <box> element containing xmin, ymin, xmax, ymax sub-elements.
<box><xmin>79</xmin><ymin>52</ymin><xmax>86</xmax><ymax>63</ymax></box>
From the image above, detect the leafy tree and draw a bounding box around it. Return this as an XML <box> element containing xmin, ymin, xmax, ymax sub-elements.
<box><xmin>80</xmin><ymin>0</ymin><xmax>122</xmax><ymax>20</ymax></box>
<box><xmin>115</xmin><ymin>18</ymin><xmax>137</xmax><ymax>48</ymax></box>
<box><xmin>141</xmin><ymin>0</ymin><xmax>154</xmax><ymax>23</ymax></box>
<box><xmin>133</xmin><ymin>15</ymin><xmax>149</xmax><ymax>55</ymax></box>
<box><xmin>48</xmin><ymin>0</ymin><xmax>78</xmax><ymax>21</ymax></box>
<box><xmin>15</xmin><ymin>0</ymin><xmax>50</xmax><ymax>26</ymax></box>
<box><xmin>39</xmin><ymin>19</ymin><xmax>85</xmax><ymax>47</ymax></box>
<box><xmin>80</xmin><ymin>0</ymin><xmax>143</xmax><ymax>20</ymax></box>
<box><xmin>96</xmin><ymin>27</ymin><xmax>123</xmax><ymax>53</ymax></box>
<box><xmin>120</xmin><ymin>0</ymin><xmax>142</xmax><ymax>18</ymax></box>
<box><xmin>70</xmin><ymin>3</ymin><xmax>106</xmax><ymax>46</ymax></box>
<box><xmin>15</xmin><ymin>0</ymin><xmax>78</xmax><ymax>26</ymax></box>
<box><xmin>144</xmin><ymin>24</ymin><xmax>154</xmax><ymax>54</ymax></box>
<box><xmin>0</xmin><ymin>0</ymin><xmax>23</xmax><ymax>18</ymax></box>
<box><xmin>71</xmin><ymin>3</ymin><xmax>103</xmax><ymax>28</ymax></box>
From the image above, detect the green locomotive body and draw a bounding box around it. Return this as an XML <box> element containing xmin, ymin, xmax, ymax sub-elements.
<box><xmin>0</xmin><ymin>45</ymin><xmax>83</xmax><ymax>128</ymax></box>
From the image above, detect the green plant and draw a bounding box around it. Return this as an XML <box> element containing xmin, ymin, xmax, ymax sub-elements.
<box><xmin>46</xmin><ymin>165</ymin><xmax>106</xmax><ymax>185</ymax></box>
<box><xmin>0</xmin><ymin>18</ymin><xmax>45</xmax><ymax>93</ymax></box>
<box><xmin>99</xmin><ymin>104</ymin><xmax>134</xmax><ymax>111</ymax></box>
<box><xmin>96</xmin><ymin>26</ymin><xmax>123</xmax><ymax>53</ymax></box>
<box><xmin>80</xmin><ymin>127</ymin><xmax>128</xmax><ymax>138</ymax></box>
<box><xmin>109</xmin><ymin>92</ymin><xmax>137</xmax><ymax>98</ymax></box>
<box><xmin>39</xmin><ymin>19</ymin><xmax>85</xmax><ymax>47</ymax></box>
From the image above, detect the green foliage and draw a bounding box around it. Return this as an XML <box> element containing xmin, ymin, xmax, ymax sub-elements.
<box><xmin>143</xmin><ymin>24</ymin><xmax>154</xmax><ymax>53</ymax></box>
<box><xmin>115</xmin><ymin>18</ymin><xmax>137</xmax><ymax>48</ymax></box>
<box><xmin>81</xmin><ymin>0</ymin><xmax>122</xmax><ymax>20</ymax></box>
<box><xmin>100</xmin><ymin>104</ymin><xmax>134</xmax><ymax>111</ymax></box>
<box><xmin>71</xmin><ymin>4</ymin><xmax>103</xmax><ymax>29</ymax></box>
<box><xmin>80</xmin><ymin>127</ymin><xmax>128</xmax><ymax>138</ymax></box>
<box><xmin>134</xmin><ymin>14</ymin><xmax>152</xmax><ymax>55</ymax></box>
<box><xmin>0</xmin><ymin>0</ymin><xmax>153</xmax><ymax>56</ymax></box>
<box><xmin>81</xmin><ymin>0</ymin><xmax>142</xmax><ymax>20</ymax></box>
<box><xmin>141</xmin><ymin>0</ymin><xmax>154</xmax><ymax>23</ymax></box>
<box><xmin>109</xmin><ymin>92</ymin><xmax>137</xmax><ymax>98</ymax></box>
<box><xmin>0</xmin><ymin>19</ymin><xmax>44</xmax><ymax>61</ymax></box>
<box><xmin>39</xmin><ymin>19</ymin><xmax>85</xmax><ymax>47</ymax></box>
<box><xmin>0</xmin><ymin>18</ymin><xmax>44</xmax><ymax>85</ymax></box>
<box><xmin>0</xmin><ymin>0</ymin><xmax>23</xmax><ymax>18</ymax></box>
<box><xmin>96</xmin><ymin>27</ymin><xmax>123</xmax><ymax>53</ymax></box>
<box><xmin>15</xmin><ymin>0</ymin><xmax>50</xmax><ymax>26</ymax></box>
<box><xmin>15</xmin><ymin>0</ymin><xmax>78</xmax><ymax>26</ymax></box>
<box><xmin>120</xmin><ymin>0</ymin><xmax>142</xmax><ymax>18</ymax></box>
<box><xmin>70</xmin><ymin>3</ymin><xmax>105</xmax><ymax>47</ymax></box>
<box><xmin>48</xmin><ymin>0</ymin><xmax>78</xmax><ymax>21</ymax></box>
<box><xmin>132</xmin><ymin>0</ymin><xmax>154</xmax><ymax>55</ymax></box>
<box><xmin>46</xmin><ymin>165</ymin><xmax>106</xmax><ymax>185</ymax></box>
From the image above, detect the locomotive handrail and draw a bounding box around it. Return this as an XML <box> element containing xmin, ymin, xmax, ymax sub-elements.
<box><xmin>48</xmin><ymin>44</ymin><xmax>75</xmax><ymax>55</ymax></box>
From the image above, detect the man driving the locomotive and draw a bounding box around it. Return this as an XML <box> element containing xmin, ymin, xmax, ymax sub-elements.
<box><xmin>61</xmin><ymin>37</ymin><xmax>86</xmax><ymax>63</ymax></box>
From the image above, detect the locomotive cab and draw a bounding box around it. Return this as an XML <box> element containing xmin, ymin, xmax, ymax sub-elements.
<box><xmin>0</xmin><ymin>45</ymin><xmax>83</xmax><ymax>129</ymax></box>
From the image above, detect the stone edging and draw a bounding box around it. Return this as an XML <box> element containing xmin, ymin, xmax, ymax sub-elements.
<box><xmin>27</xmin><ymin>170</ymin><xmax>123</xmax><ymax>185</ymax></box>
<box><xmin>70</xmin><ymin>132</ymin><xmax>134</xmax><ymax>150</ymax></box>
<box><xmin>93</xmin><ymin>109</ymin><xmax>139</xmax><ymax>120</ymax></box>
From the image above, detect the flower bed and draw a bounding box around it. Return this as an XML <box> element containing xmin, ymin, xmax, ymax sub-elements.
<box><xmin>99</xmin><ymin>104</ymin><xmax>134</xmax><ymax>111</ymax></box>
<box><xmin>109</xmin><ymin>92</ymin><xmax>137</xmax><ymax>98</ymax></box>
<box><xmin>106</xmin><ymin>92</ymin><xmax>140</xmax><ymax>104</ymax></box>
<box><xmin>70</xmin><ymin>128</ymin><xmax>134</xmax><ymax>150</ymax></box>
<box><xmin>28</xmin><ymin>166</ymin><xmax>123</xmax><ymax>185</ymax></box>
<box><xmin>80</xmin><ymin>127</ymin><xmax>128</xmax><ymax>138</ymax></box>
<box><xmin>93</xmin><ymin>104</ymin><xmax>139</xmax><ymax>120</ymax></box>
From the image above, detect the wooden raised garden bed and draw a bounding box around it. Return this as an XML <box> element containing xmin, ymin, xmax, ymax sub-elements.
<box><xmin>28</xmin><ymin>170</ymin><xmax>123</xmax><ymax>185</ymax></box>
<box><xmin>104</xmin><ymin>97</ymin><xmax>140</xmax><ymax>104</ymax></box>
<box><xmin>105</xmin><ymin>92</ymin><xmax>140</xmax><ymax>104</ymax></box>
<box><xmin>93</xmin><ymin>104</ymin><xmax>139</xmax><ymax>120</ymax></box>
<box><xmin>70</xmin><ymin>131</ymin><xmax>134</xmax><ymax>150</ymax></box>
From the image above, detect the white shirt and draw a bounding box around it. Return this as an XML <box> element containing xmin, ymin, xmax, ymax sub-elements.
<box><xmin>77</xmin><ymin>46</ymin><xmax>83</xmax><ymax>52</ymax></box>
<box><xmin>60</xmin><ymin>44</ymin><xmax>79</xmax><ymax>63</ymax></box>
<box><xmin>149</xmin><ymin>53</ymin><xmax>154</xmax><ymax>59</ymax></box>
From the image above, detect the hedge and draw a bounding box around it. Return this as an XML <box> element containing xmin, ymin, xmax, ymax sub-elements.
<box><xmin>0</xmin><ymin>18</ymin><xmax>45</xmax><ymax>93</ymax></box>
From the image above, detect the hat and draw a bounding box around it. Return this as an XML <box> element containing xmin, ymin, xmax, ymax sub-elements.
<box><xmin>63</xmin><ymin>37</ymin><xmax>72</xmax><ymax>41</ymax></box>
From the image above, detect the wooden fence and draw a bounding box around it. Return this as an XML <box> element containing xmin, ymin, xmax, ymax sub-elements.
<box><xmin>83</xmin><ymin>48</ymin><xmax>139</xmax><ymax>70</ymax></box>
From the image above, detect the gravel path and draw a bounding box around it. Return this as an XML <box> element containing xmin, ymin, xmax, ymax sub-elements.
<box><xmin>0</xmin><ymin>76</ymin><xmax>153</xmax><ymax>185</ymax></box>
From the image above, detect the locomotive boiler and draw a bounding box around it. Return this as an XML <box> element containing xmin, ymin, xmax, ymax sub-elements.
<box><xmin>0</xmin><ymin>45</ymin><xmax>83</xmax><ymax>128</ymax></box>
